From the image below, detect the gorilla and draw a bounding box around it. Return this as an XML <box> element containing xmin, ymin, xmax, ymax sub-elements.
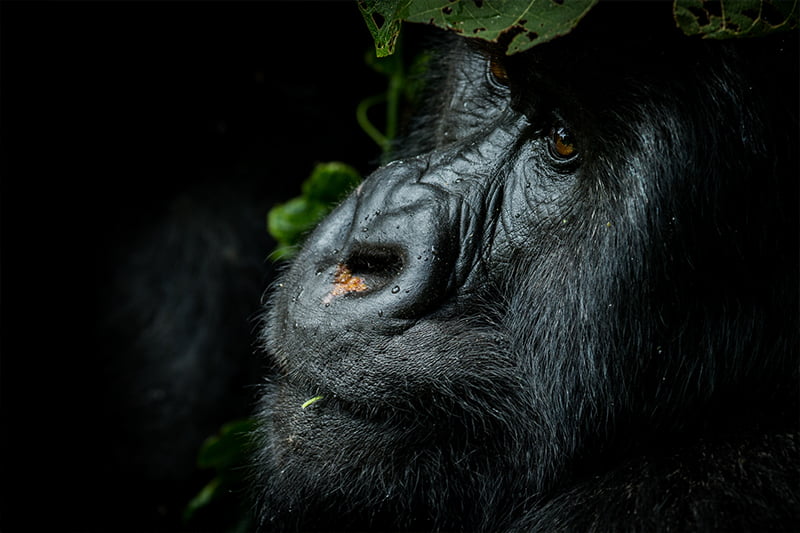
<box><xmin>254</xmin><ymin>4</ymin><xmax>798</xmax><ymax>532</ymax></box>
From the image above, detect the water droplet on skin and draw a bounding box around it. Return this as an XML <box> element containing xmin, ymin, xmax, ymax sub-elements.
<box><xmin>324</xmin><ymin>303</ymin><xmax>330</xmax><ymax>308</ymax></box>
<box><xmin>362</xmin><ymin>227</ymin><xmax>369</xmax><ymax>232</ymax></box>
<box><xmin>291</xmin><ymin>287</ymin><xmax>304</xmax><ymax>303</ymax></box>
<box><xmin>391</xmin><ymin>286</ymin><xmax>400</xmax><ymax>294</ymax></box>
<box><xmin>378</xmin><ymin>310</ymin><xmax>383</xmax><ymax>317</ymax></box>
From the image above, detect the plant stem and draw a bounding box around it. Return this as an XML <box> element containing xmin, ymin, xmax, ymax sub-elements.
<box><xmin>356</xmin><ymin>93</ymin><xmax>389</xmax><ymax>152</ymax></box>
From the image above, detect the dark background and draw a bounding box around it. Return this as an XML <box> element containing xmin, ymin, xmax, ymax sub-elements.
<box><xmin>1</xmin><ymin>1</ymin><xmax>386</xmax><ymax>530</ymax></box>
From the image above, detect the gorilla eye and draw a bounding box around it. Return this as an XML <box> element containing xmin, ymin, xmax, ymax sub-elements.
<box><xmin>488</xmin><ymin>58</ymin><xmax>509</xmax><ymax>86</ymax></box>
<box><xmin>549</xmin><ymin>126</ymin><xmax>577</xmax><ymax>160</ymax></box>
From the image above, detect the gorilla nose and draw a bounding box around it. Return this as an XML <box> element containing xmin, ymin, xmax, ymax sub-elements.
<box><xmin>326</xmin><ymin>199</ymin><xmax>457</xmax><ymax>320</ymax></box>
<box><xmin>289</xmin><ymin>161</ymin><xmax>462</xmax><ymax>326</ymax></box>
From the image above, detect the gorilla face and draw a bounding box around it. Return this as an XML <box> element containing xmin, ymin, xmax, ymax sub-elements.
<box><xmin>255</xmin><ymin>6</ymin><xmax>798</xmax><ymax>532</ymax></box>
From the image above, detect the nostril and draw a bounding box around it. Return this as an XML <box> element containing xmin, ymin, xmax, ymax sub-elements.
<box><xmin>319</xmin><ymin>246</ymin><xmax>406</xmax><ymax>306</ymax></box>
<box><xmin>345</xmin><ymin>245</ymin><xmax>405</xmax><ymax>293</ymax></box>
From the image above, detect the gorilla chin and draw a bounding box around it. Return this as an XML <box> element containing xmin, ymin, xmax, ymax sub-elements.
<box><xmin>255</xmin><ymin>3</ymin><xmax>798</xmax><ymax>532</ymax></box>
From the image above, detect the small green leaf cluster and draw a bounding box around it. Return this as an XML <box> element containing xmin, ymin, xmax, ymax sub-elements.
<box><xmin>268</xmin><ymin>162</ymin><xmax>362</xmax><ymax>260</ymax></box>
<box><xmin>184</xmin><ymin>419</ymin><xmax>256</xmax><ymax>528</ymax></box>
<box><xmin>359</xmin><ymin>0</ymin><xmax>798</xmax><ymax>57</ymax></box>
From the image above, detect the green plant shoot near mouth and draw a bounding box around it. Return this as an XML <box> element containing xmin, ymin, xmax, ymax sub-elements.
<box><xmin>301</xmin><ymin>396</ymin><xmax>324</xmax><ymax>409</ymax></box>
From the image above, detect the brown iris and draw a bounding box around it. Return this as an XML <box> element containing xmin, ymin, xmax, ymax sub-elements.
<box><xmin>489</xmin><ymin>58</ymin><xmax>509</xmax><ymax>86</ymax></box>
<box><xmin>551</xmin><ymin>126</ymin><xmax>577</xmax><ymax>159</ymax></box>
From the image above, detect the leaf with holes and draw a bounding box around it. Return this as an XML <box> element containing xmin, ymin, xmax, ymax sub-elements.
<box><xmin>675</xmin><ymin>0</ymin><xmax>798</xmax><ymax>39</ymax></box>
<box><xmin>358</xmin><ymin>0</ymin><xmax>412</xmax><ymax>57</ymax></box>
<box><xmin>360</xmin><ymin>0</ymin><xmax>599</xmax><ymax>56</ymax></box>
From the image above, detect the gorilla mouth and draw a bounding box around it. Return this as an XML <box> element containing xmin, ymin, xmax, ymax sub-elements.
<box><xmin>304</xmin><ymin>394</ymin><xmax>394</xmax><ymax>422</ymax></box>
<box><xmin>280</xmin><ymin>378</ymin><xmax>405</xmax><ymax>427</ymax></box>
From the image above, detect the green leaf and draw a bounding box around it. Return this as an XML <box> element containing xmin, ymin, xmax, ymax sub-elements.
<box><xmin>361</xmin><ymin>0</ymin><xmax>796</xmax><ymax>58</ymax></box>
<box><xmin>674</xmin><ymin>0</ymin><xmax>798</xmax><ymax>38</ymax></box>
<box><xmin>268</xmin><ymin>162</ymin><xmax>362</xmax><ymax>260</ymax></box>
<box><xmin>268</xmin><ymin>197</ymin><xmax>329</xmax><ymax>245</ymax></box>
<box><xmin>184</xmin><ymin>477</ymin><xmax>221</xmax><ymax>521</ymax></box>
<box><xmin>196</xmin><ymin>419</ymin><xmax>256</xmax><ymax>471</ymax></box>
<box><xmin>405</xmin><ymin>0</ymin><xmax>598</xmax><ymax>53</ymax></box>
<box><xmin>358</xmin><ymin>0</ymin><xmax>412</xmax><ymax>57</ymax></box>
<box><xmin>360</xmin><ymin>0</ymin><xmax>599</xmax><ymax>55</ymax></box>
<box><xmin>184</xmin><ymin>419</ymin><xmax>257</xmax><ymax>522</ymax></box>
<box><xmin>303</xmin><ymin>162</ymin><xmax>362</xmax><ymax>205</ymax></box>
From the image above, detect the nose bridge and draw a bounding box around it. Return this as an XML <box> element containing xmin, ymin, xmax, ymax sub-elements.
<box><xmin>352</xmin><ymin>149</ymin><xmax>491</xmax><ymax>277</ymax></box>
<box><xmin>351</xmin><ymin>157</ymin><xmax>455</xmax><ymax>247</ymax></box>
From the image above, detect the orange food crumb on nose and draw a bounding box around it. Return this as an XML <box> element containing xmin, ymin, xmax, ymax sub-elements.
<box><xmin>329</xmin><ymin>264</ymin><xmax>367</xmax><ymax>297</ymax></box>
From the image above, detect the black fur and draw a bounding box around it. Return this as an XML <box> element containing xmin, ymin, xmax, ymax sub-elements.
<box><xmin>255</xmin><ymin>4</ymin><xmax>799</xmax><ymax>532</ymax></box>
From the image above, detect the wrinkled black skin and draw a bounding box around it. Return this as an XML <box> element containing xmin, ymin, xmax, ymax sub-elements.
<box><xmin>256</xmin><ymin>5</ymin><xmax>799</xmax><ymax>532</ymax></box>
